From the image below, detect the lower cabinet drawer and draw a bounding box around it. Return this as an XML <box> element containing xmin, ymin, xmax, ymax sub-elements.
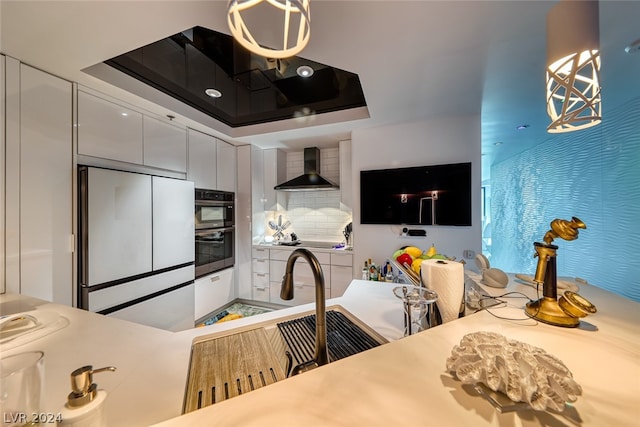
<box><xmin>252</xmin><ymin>284</ymin><xmax>270</xmax><ymax>302</ymax></box>
<box><xmin>194</xmin><ymin>268</ymin><xmax>234</xmax><ymax>321</ymax></box>
<box><xmin>269</xmin><ymin>283</ymin><xmax>330</xmax><ymax>306</ymax></box>
<box><xmin>330</xmin><ymin>252</ymin><xmax>353</xmax><ymax>267</ymax></box>
<box><xmin>253</xmin><ymin>258</ymin><xmax>269</xmax><ymax>274</ymax></box>
<box><xmin>253</xmin><ymin>272</ymin><xmax>269</xmax><ymax>287</ymax></box>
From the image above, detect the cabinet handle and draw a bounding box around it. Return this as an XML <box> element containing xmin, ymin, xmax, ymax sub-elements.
<box><xmin>256</xmin><ymin>259</ymin><xmax>266</xmax><ymax>263</ymax></box>
<box><xmin>210</xmin><ymin>275</ymin><xmax>220</xmax><ymax>283</ymax></box>
<box><xmin>255</xmin><ymin>286</ymin><xmax>267</xmax><ymax>291</ymax></box>
<box><xmin>256</xmin><ymin>273</ymin><xmax>267</xmax><ymax>277</ymax></box>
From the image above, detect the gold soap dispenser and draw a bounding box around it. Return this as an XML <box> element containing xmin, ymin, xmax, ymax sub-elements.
<box><xmin>57</xmin><ymin>365</ymin><xmax>116</xmax><ymax>427</ymax></box>
<box><xmin>525</xmin><ymin>217</ymin><xmax>589</xmax><ymax>327</ymax></box>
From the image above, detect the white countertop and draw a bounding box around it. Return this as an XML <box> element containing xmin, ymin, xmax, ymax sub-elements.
<box><xmin>1</xmin><ymin>277</ymin><xmax>639</xmax><ymax>426</ymax></box>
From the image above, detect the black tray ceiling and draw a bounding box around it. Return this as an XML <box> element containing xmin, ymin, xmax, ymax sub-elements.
<box><xmin>104</xmin><ymin>26</ymin><xmax>367</xmax><ymax>128</ymax></box>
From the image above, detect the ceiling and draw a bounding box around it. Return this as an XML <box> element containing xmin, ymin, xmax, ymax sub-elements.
<box><xmin>2</xmin><ymin>1</ymin><xmax>639</xmax><ymax>182</ymax></box>
<box><xmin>100</xmin><ymin>25</ymin><xmax>369</xmax><ymax>128</ymax></box>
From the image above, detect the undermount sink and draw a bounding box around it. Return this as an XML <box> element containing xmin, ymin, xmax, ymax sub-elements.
<box><xmin>182</xmin><ymin>305</ymin><xmax>387</xmax><ymax>414</ymax></box>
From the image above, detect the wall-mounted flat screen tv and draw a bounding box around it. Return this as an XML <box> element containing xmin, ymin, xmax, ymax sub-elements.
<box><xmin>360</xmin><ymin>162</ymin><xmax>471</xmax><ymax>226</ymax></box>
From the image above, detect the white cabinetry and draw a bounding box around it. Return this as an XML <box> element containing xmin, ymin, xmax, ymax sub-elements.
<box><xmin>143</xmin><ymin>115</ymin><xmax>187</xmax><ymax>172</ymax></box>
<box><xmin>236</xmin><ymin>145</ymin><xmax>253</xmax><ymax>300</ymax></box>
<box><xmin>251</xmin><ymin>247</ymin><xmax>270</xmax><ymax>302</ymax></box>
<box><xmin>251</xmin><ymin>147</ymin><xmax>266</xmax><ymax>240</ymax></box>
<box><xmin>0</xmin><ymin>55</ymin><xmax>5</xmax><ymax>294</ymax></box>
<box><xmin>187</xmin><ymin>128</ymin><xmax>237</xmax><ymax>191</ymax></box>
<box><xmin>216</xmin><ymin>139</ymin><xmax>237</xmax><ymax>192</ymax></box>
<box><xmin>267</xmin><ymin>248</ymin><xmax>331</xmax><ymax>307</ymax></box>
<box><xmin>4</xmin><ymin>60</ymin><xmax>73</xmax><ymax>304</ymax></box>
<box><xmin>77</xmin><ymin>89</ymin><xmax>144</xmax><ymax>164</ymax></box>
<box><xmin>194</xmin><ymin>268</ymin><xmax>235</xmax><ymax>321</ymax></box>
<box><xmin>187</xmin><ymin>128</ymin><xmax>217</xmax><ymax>189</ymax></box>
<box><xmin>329</xmin><ymin>252</ymin><xmax>354</xmax><ymax>297</ymax></box>
<box><xmin>251</xmin><ymin>246</ymin><xmax>353</xmax><ymax>305</ymax></box>
<box><xmin>77</xmin><ymin>89</ymin><xmax>187</xmax><ymax>172</ymax></box>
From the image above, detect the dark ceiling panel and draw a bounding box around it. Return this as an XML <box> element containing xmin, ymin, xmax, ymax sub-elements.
<box><xmin>104</xmin><ymin>26</ymin><xmax>367</xmax><ymax>128</ymax></box>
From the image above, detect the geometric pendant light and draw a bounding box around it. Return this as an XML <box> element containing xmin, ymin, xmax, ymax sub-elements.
<box><xmin>546</xmin><ymin>0</ymin><xmax>601</xmax><ymax>133</ymax></box>
<box><xmin>227</xmin><ymin>0</ymin><xmax>311</xmax><ymax>59</ymax></box>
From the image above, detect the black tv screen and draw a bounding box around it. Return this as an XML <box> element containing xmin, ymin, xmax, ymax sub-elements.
<box><xmin>360</xmin><ymin>162</ymin><xmax>472</xmax><ymax>226</ymax></box>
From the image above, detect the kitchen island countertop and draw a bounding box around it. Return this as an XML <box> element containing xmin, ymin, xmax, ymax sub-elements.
<box><xmin>1</xmin><ymin>278</ymin><xmax>638</xmax><ymax>426</ymax></box>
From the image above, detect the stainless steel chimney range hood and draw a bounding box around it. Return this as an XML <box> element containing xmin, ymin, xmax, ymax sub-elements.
<box><xmin>275</xmin><ymin>147</ymin><xmax>339</xmax><ymax>191</ymax></box>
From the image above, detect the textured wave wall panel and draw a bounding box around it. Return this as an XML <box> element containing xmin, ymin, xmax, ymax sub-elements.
<box><xmin>491</xmin><ymin>97</ymin><xmax>640</xmax><ymax>301</ymax></box>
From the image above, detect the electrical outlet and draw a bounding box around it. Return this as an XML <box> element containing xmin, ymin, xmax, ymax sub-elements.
<box><xmin>463</xmin><ymin>249</ymin><xmax>475</xmax><ymax>259</ymax></box>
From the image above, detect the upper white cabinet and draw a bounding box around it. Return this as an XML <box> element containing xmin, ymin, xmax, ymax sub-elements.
<box><xmin>143</xmin><ymin>115</ymin><xmax>187</xmax><ymax>172</ymax></box>
<box><xmin>216</xmin><ymin>139</ymin><xmax>237</xmax><ymax>192</ymax></box>
<box><xmin>187</xmin><ymin>128</ymin><xmax>217</xmax><ymax>190</ymax></box>
<box><xmin>77</xmin><ymin>89</ymin><xmax>144</xmax><ymax>164</ymax></box>
<box><xmin>187</xmin><ymin>128</ymin><xmax>237</xmax><ymax>192</ymax></box>
<box><xmin>77</xmin><ymin>89</ymin><xmax>188</xmax><ymax>173</ymax></box>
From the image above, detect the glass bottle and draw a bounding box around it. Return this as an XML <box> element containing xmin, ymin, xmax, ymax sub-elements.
<box><xmin>362</xmin><ymin>261</ymin><xmax>369</xmax><ymax>280</ymax></box>
<box><xmin>368</xmin><ymin>259</ymin><xmax>378</xmax><ymax>281</ymax></box>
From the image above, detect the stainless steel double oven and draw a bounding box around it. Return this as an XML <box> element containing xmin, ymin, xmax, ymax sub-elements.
<box><xmin>194</xmin><ymin>189</ymin><xmax>235</xmax><ymax>278</ymax></box>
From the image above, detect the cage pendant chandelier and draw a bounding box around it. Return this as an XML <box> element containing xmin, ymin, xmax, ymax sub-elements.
<box><xmin>546</xmin><ymin>0</ymin><xmax>601</xmax><ymax>133</ymax></box>
<box><xmin>227</xmin><ymin>0</ymin><xmax>311</xmax><ymax>59</ymax></box>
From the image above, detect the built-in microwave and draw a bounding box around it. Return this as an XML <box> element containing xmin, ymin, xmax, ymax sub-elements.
<box><xmin>195</xmin><ymin>189</ymin><xmax>234</xmax><ymax>230</ymax></box>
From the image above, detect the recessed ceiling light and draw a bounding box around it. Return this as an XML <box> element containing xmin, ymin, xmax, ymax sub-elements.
<box><xmin>121</xmin><ymin>112</ymin><xmax>128</xmax><ymax>117</ymax></box>
<box><xmin>205</xmin><ymin>88</ymin><xmax>222</xmax><ymax>98</ymax></box>
<box><xmin>296</xmin><ymin>65</ymin><xmax>314</xmax><ymax>78</ymax></box>
<box><xmin>516</xmin><ymin>124</ymin><xmax>530</xmax><ymax>130</ymax></box>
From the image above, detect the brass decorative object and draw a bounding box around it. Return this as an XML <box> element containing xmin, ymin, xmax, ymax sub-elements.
<box><xmin>525</xmin><ymin>217</ymin><xmax>590</xmax><ymax>327</ymax></box>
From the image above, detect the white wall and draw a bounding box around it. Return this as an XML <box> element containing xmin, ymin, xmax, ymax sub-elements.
<box><xmin>351</xmin><ymin>115</ymin><xmax>482</xmax><ymax>274</ymax></box>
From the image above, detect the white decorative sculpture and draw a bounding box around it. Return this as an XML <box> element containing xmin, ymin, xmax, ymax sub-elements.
<box><xmin>446</xmin><ymin>331</ymin><xmax>582</xmax><ymax>411</ymax></box>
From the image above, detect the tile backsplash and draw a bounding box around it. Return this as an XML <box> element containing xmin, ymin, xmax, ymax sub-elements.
<box><xmin>265</xmin><ymin>148</ymin><xmax>352</xmax><ymax>243</ymax></box>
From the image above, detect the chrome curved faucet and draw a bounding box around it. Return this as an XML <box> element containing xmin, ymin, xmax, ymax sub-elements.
<box><xmin>280</xmin><ymin>248</ymin><xmax>329</xmax><ymax>374</ymax></box>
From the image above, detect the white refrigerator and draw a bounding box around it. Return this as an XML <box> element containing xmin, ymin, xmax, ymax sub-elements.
<box><xmin>78</xmin><ymin>166</ymin><xmax>195</xmax><ymax>331</ymax></box>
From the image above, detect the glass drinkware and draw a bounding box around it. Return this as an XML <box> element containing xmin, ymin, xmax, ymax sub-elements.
<box><xmin>1</xmin><ymin>351</ymin><xmax>44</xmax><ymax>427</ymax></box>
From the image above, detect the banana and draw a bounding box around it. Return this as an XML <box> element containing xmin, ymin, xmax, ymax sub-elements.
<box><xmin>426</xmin><ymin>244</ymin><xmax>437</xmax><ymax>258</ymax></box>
